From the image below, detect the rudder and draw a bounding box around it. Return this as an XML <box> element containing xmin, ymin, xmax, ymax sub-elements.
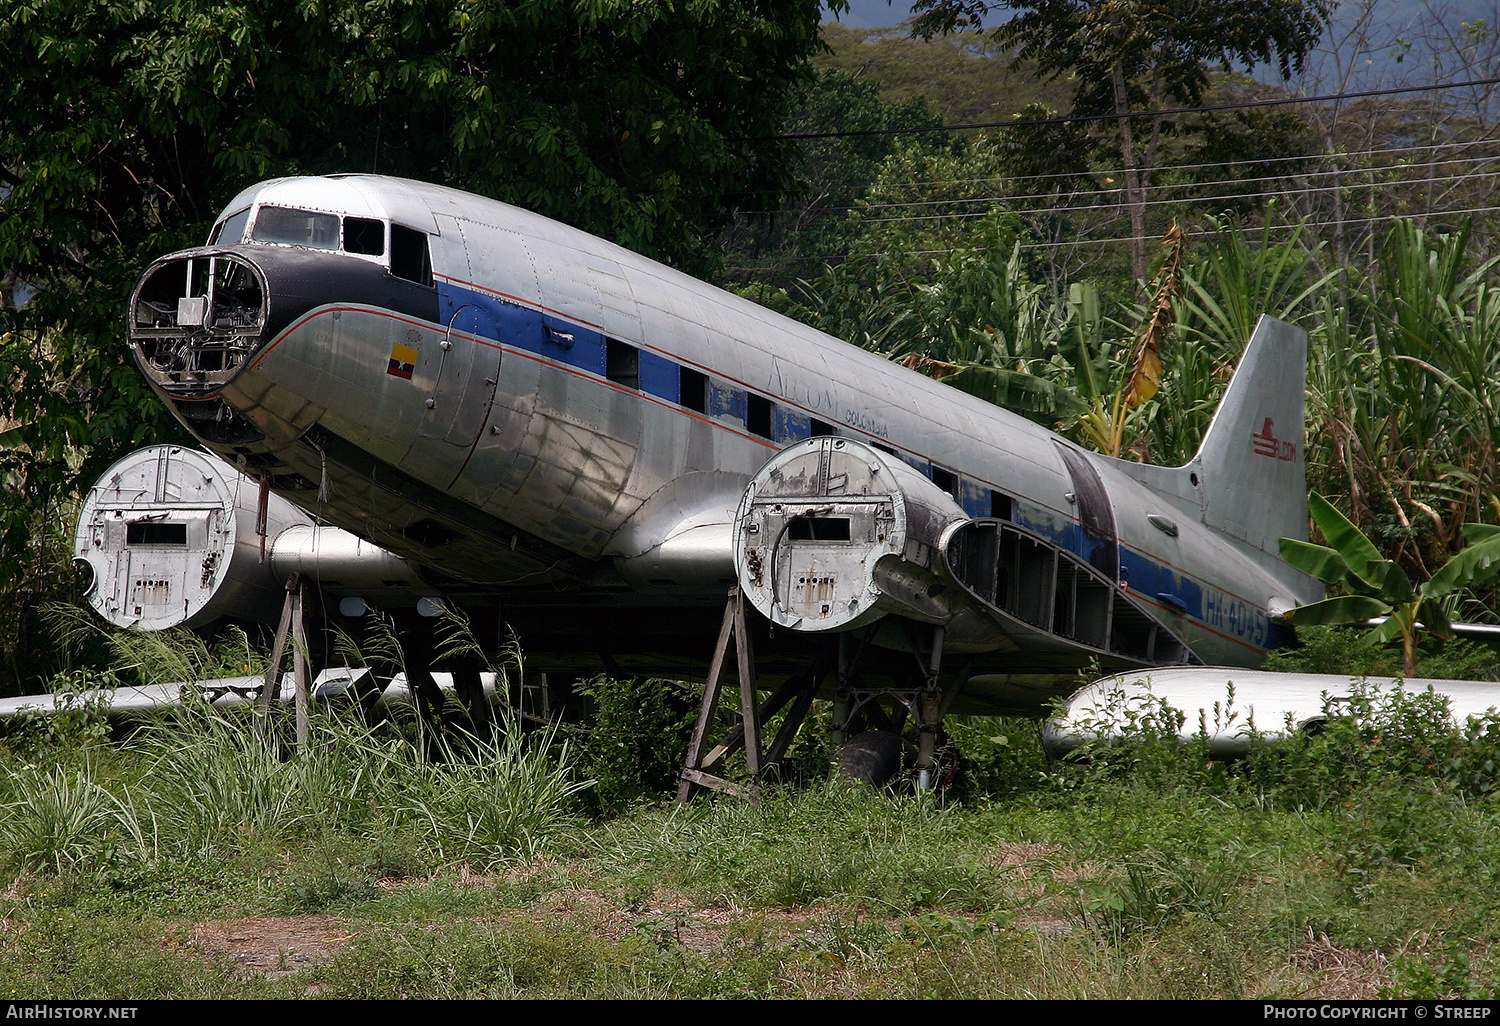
<box><xmin>1189</xmin><ymin>315</ymin><xmax>1310</xmax><ymax>559</ymax></box>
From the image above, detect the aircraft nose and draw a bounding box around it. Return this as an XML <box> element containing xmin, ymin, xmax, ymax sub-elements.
<box><xmin>129</xmin><ymin>247</ymin><xmax>270</xmax><ymax>398</ymax></box>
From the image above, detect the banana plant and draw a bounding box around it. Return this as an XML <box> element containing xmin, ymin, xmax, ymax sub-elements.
<box><xmin>1064</xmin><ymin>223</ymin><xmax>1184</xmax><ymax>459</ymax></box>
<box><xmin>1279</xmin><ymin>494</ymin><xmax>1500</xmax><ymax>677</ymax></box>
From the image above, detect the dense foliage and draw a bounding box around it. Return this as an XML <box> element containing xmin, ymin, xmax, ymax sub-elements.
<box><xmin>0</xmin><ymin>0</ymin><xmax>833</xmax><ymax>692</ymax></box>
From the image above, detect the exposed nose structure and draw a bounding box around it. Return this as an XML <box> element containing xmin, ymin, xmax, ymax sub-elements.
<box><xmin>129</xmin><ymin>248</ymin><xmax>270</xmax><ymax>398</ymax></box>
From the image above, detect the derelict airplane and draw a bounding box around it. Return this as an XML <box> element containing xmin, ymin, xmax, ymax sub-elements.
<box><xmin>81</xmin><ymin>173</ymin><xmax>1323</xmax><ymax>783</ymax></box>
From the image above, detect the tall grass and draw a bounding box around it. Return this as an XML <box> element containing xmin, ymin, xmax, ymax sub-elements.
<box><xmin>0</xmin><ymin>701</ymin><xmax>592</xmax><ymax>875</ymax></box>
<box><xmin>6</xmin><ymin>659</ymin><xmax>1500</xmax><ymax>998</ymax></box>
<box><xmin>43</xmin><ymin>602</ymin><xmax>262</xmax><ymax>686</ymax></box>
<box><xmin>0</xmin><ymin>762</ymin><xmax>145</xmax><ymax>872</ymax></box>
<box><xmin>133</xmin><ymin>702</ymin><xmax>383</xmax><ymax>852</ymax></box>
<box><xmin>400</xmin><ymin>724</ymin><xmax>592</xmax><ymax>867</ymax></box>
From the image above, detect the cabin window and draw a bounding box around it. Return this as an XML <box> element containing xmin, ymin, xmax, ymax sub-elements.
<box><xmin>990</xmin><ymin>490</ymin><xmax>1014</xmax><ymax>521</ymax></box>
<box><xmin>390</xmin><ymin>224</ymin><xmax>433</xmax><ymax>286</ymax></box>
<box><xmin>345</xmin><ymin>217</ymin><xmax>385</xmax><ymax>256</ymax></box>
<box><xmin>210</xmin><ymin>208</ymin><xmax>251</xmax><ymax>246</ymax></box>
<box><xmin>746</xmin><ymin>393</ymin><xmax>773</xmax><ymax>438</ymax></box>
<box><xmin>680</xmin><ymin>367</ymin><xmax>707</xmax><ymax>413</ymax></box>
<box><xmin>810</xmin><ymin>418</ymin><xmax>837</xmax><ymax>437</ymax></box>
<box><xmin>606</xmin><ymin>339</ymin><xmax>639</xmax><ymax>389</ymax></box>
<box><xmin>931</xmin><ymin>465</ymin><xmax>958</xmax><ymax>498</ymax></box>
<box><xmin>252</xmin><ymin>206</ymin><xmax>340</xmax><ymax>249</ymax></box>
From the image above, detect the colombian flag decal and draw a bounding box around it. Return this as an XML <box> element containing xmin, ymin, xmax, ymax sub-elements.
<box><xmin>387</xmin><ymin>342</ymin><xmax>418</xmax><ymax>380</ymax></box>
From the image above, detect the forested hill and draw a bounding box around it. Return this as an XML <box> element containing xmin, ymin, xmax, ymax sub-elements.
<box><xmin>824</xmin><ymin>0</ymin><xmax>1500</xmax><ymax>95</ymax></box>
<box><xmin>815</xmin><ymin>21</ymin><xmax>1075</xmax><ymax>128</ymax></box>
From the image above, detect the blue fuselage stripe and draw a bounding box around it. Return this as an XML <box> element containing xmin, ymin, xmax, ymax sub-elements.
<box><xmin>432</xmin><ymin>278</ymin><xmax>1271</xmax><ymax>654</ymax></box>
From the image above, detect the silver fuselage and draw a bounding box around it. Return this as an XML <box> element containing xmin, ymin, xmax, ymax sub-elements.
<box><xmin>128</xmin><ymin>175</ymin><xmax>1319</xmax><ymax>700</ymax></box>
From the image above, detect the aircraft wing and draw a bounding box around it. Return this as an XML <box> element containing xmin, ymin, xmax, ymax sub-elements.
<box><xmin>1043</xmin><ymin>666</ymin><xmax>1500</xmax><ymax>758</ymax></box>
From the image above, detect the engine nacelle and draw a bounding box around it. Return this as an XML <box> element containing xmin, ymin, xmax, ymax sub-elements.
<box><xmin>734</xmin><ymin>437</ymin><xmax>968</xmax><ymax>632</ymax></box>
<box><xmin>76</xmin><ymin>446</ymin><xmax>428</xmax><ymax>629</ymax></box>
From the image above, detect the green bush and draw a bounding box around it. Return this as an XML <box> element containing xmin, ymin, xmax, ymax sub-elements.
<box><xmin>6</xmin><ymin>669</ymin><xmax>117</xmax><ymax>751</ymax></box>
<box><xmin>1043</xmin><ymin>678</ymin><xmax>1200</xmax><ymax>792</ymax></box>
<box><xmin>1243</xmin><ymin>678</ymin><xmax>1500</xmax><ymax>810</ymax></box>
<box><xmin>1264</xmin><ymin>625</ymin><xmax>1500</xmax><ymax>681</ymax></box>
<box><xmin>573</xmin><ymin>675</ymin><xmax>698</xmax><ymax>809</ymax></box>
<box><xmin>941</xmin><ymin>715</ymin><xmax>1049</xmax><ymax>801</ymax></box>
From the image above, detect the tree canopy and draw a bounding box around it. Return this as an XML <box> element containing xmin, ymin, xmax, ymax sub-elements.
<box><xmin>911</xmin><ymin>1</ymin><xmax>1328</xmax><ymax>110</ymax></box>
<box><xmin>1</xmin><ymin>0</ymin><xmax>831</xmax><ymax>280</ymax></box>
<box><xmin>908</xmin><ymin>0</ymin><xmax>1329</xmax><ymax>283</ymax></box>
<box><xmin>0</xmin><ymin>0</ymin><xmax>833</xmax><ymax>691</ymax></box>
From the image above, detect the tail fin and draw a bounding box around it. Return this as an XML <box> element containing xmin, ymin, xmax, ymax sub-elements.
<box><xmin>1191</xmin><ymin>315</ymin><xmax>1310</xmax><ymax>557</ymax></box>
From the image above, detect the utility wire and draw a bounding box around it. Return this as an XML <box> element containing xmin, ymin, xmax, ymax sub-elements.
<box><xmin>730</xmin><ymin>137</ymin><xmax>1500</xmax><ymax>219</ymax></box>
<box><xmin>845</xmin><ymin>166</ymin><xmax>1500</xmax><ymax>225</ymax></box>
<box><xmin>881</xmin><ymin>147</ymin><xmax>1498</xmax><ymax>199</ymax></box>
<box><xmin>735</xmin><ymin>160</ymin><xmax>1498</xmax><ymax>235</ymax></box>
<box><xmin>1011</xmin><ymin>202</ymin><xmax>1500</xmax><ymax>251</ymax></box>
<box><xmin>740</xmin><ymin>75</ymin><xmax>1500</xmax><ymax>142</ymax></box>
<box><xmin>723</xmin><ymin>201</ymin><xmax>1500</xmax><ymax>271</ymax></box>
<box><xmin>851</xmin><ymin>136</ymin><xmax>1500</xmax><ymax>193</ymax></box>
<box><xmin>836</xmin><ymin>153</ymin><xmax>1500</xmax><ymax>217</ymax></box>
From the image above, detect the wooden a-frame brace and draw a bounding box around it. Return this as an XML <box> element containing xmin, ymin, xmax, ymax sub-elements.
<box><xmin>255</xmin><ymin>571</ymin><xmax>312</xmax><ymax>753</ymax></box>
<box><xmin>677</xmin><ymin>587</ymin><xmax>824</xmax><ymax>801</ymax></box>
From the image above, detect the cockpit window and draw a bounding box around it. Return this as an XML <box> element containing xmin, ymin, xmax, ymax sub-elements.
<box><xmin>232</xmin><ymin>203</ymin><xmax>432</xmax><ymax>283</ymax></box>
<box><xmin>345</xmin><ymin>217</ymin><xmax>385</xmax><ymax>256</ymax></box>
<box><xmin>391</xmin><ymin>224</ymin><xmax>433</xmax><ymax>287</ymax></box>
<box><xmin>252</xmin><ymin>206</ymin><xmax>340</xmax><ymax>249</ymax></box>
<box><xmin>210</xmin><ymin>207</ymin><xmax>251</xmax><ymax>246</ymax></box>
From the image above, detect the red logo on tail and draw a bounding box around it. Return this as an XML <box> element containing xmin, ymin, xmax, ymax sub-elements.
<box><xmin>1252</xmin><ymin>418</ymin><xmax>1297</xmax><ymax>462</ymax></box>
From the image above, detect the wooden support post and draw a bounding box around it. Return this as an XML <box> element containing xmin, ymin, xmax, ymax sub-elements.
<box><xmin>256</xmin><ymin>572</ymin><xmax>302</xmax><ymax>739</ymax></box>
<box><xmin>679</xmin><ymin>590</ymin><xmax>828</xmax><ymax>800</ymax></box>
<box><xmin>291</xmin><ymin>580</ymin><xmax>310</xmax><ymax>754</ymax></box>
<box><xmin>734</xmin><ymin>591</ymin><xmax>761</xmax><ymax>781</ymax></box>
<box><xmin>678</xmin><ymin>589</ymin><xmax>741</xmax><ymax>801</ymax></box>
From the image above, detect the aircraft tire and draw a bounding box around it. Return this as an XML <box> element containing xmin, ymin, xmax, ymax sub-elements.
<box><xmin>837</xmin><ymin>730</ymin><xmax>911</xmax><ymax>787</ymax></box>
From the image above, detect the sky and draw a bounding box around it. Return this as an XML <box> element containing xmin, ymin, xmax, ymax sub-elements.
<box><xmin>821</xmin><ymin>1</ymin><xmax>1499</xmax><ymax>90</ymax></box>
<box><xmin>826</xmin><ymin>0</ymin><xmax>1495</xmax><ymax>30</ymax></box>
<box><xmin>823</xmin><ymin>0</ymin><xmax>918</xmax><ymax>28</ymax></box>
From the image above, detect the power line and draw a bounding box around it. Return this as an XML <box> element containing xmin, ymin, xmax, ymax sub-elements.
<box><xmin>845</xmin><ymin>164</ymin><xmax>1500</xmax><ymax>226</ymax></box>
<box><xmin>742</xmin><ymin>75</ymin><xmax>1500</xmax><ymax>142</ymax></box>
<box><xmin>723</xmin><ymin>201</ymin><xmax>1500</xmax><ymax>271</ymax></box>
<box><xmin>1013</xmin><ymin>203</ymin><xmax>1500</xmax><ymax>252</ymax></box>
<box><xmin>839</xmin><ymin>136</ymin><xmax>1500</xmax><ymax>198</ymax></box>
<box><xmin>1027</xmin><ymin>204</ymin><xmax>1495</xmax><ymax>248</ymax></box>
<box><xmin>731</xmin><ymin>158</ymin><xmax>1498</xmax><ymax>239</ymax></box>
<box><xmin>838</xmin><ymin>152</ymin><xmax>1500</xmax><ymax>218</ymax></box>
<box><xmin>730</xmin><ymin>136</ymin><xmax>1500</xmax><ymax>219</ymax></box>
